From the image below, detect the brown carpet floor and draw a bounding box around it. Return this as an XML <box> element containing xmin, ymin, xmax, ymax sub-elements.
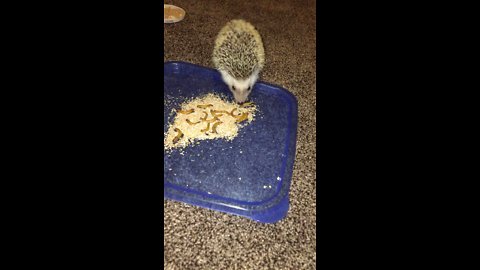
<box><xmin>164</xmin><ymin>1</ymin><xmax>316</xmax><ymax>269</ymax></box>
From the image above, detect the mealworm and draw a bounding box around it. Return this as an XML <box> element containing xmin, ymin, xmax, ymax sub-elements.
<box><xmin>240</xmin><ymin>102</ymin><xmax>254</xmax><ymax>108</ymax></box>
<box><xmin>212</xmin><ymin>110</ymin><xmax>230</xmax><ymax>115</ymax></box>
<box><xmin>230</xmin><ymin>108</ymin><xmax>240</xmax><ymax>116</ymax></box>
<box><xmin>178</xmin><ymin>109</ymin><xmax>194</xmax><ymax>115</ymax></box>
<box><xmin>212</xmin><ymin>121</ymin><xmax>223</xmax><ymax>133</ymax></box>
<box><xmin>201</xmin><ymin>123</ymin><xmax>211</xmax><ymax>133</ymax></box>
<box><xmin>202</xmin><ymin>116</ymin><xmax>220</xmax><ymax>123</ymax></box>
<box><xmin>172</xmin><ymin>128</ymin><xmax>184</xmax><ymax>144</ymax></box>
<box><xmin>235</xmin><ymin>113</ymin><xmax>249</xmax><ymax>123</ymax></box>
<box><xmin>211</xmin><ymin>110</ymin><xmax>226</xmax><ymax>117</ymax></box>
<box><xmin>197</xmin><ymin>104</ymin><xmax>213</xmax><ymax>109</ymax></box>
<box><xmin>186</xmin><ymin>119</ymin><xmax>201</xmax><ymax>125</ymax></box>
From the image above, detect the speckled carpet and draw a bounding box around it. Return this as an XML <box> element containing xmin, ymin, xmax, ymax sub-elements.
<box><xmin>164</xmin><ymin>0</ymin><xmax>316</xmax><ymax>269</ymax></box>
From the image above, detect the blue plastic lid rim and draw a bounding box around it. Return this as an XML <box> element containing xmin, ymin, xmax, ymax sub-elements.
<box><xmin>164</xmin><ymin>61</ymin><xmax>299</xmax><ymax>223</ymax></box>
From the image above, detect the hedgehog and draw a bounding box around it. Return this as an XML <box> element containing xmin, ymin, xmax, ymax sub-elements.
<box><xmin>212</xmin><ymin>19</ymin><xmax>265</xmax><ymax>104</ymax></box>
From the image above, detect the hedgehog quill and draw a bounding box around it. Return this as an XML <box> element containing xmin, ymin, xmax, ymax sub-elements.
<box><xmin>212</xmin><ymin>19</ymin><xmax>265</xmax><ymax>104</ymax></box>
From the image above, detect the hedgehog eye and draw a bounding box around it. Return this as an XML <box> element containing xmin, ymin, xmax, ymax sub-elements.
<box><xmin>247</xmin><ymin>86</ymin><xmax>251</xmax><ymax>91</ymax></box>
<box><xmin>231</xmin><ymin>85</ymin><xmax>236</xmax><ymax>91</ymax></box>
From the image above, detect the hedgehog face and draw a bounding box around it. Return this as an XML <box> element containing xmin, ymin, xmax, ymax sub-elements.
<box><xmin>220</xmin><ymin>70</ymin><xmax>258</xmax><ymax>104</ymax></box>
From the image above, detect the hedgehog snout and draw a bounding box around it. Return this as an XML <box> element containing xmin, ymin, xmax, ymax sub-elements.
<box><xmin>221</xmin><ymin>72</ymin><xmax>255</xmax><ymax>104</ymax></box>
<box><xmin>230</xmin><ymin>87</ymin><xmax>250</xmax><ymax>104</ymax></box>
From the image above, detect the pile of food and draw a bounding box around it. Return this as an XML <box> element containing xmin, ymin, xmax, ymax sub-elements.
<box><xmin>164</xmin><ymin>93</ymin><xmax>257</xmax><ymax>151</ymax></box>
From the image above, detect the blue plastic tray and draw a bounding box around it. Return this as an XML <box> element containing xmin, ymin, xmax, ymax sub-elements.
<box><xmin>164</xmin><ymin>61</ymin><xmax>298</xmax><ymax>223</ymax></box>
